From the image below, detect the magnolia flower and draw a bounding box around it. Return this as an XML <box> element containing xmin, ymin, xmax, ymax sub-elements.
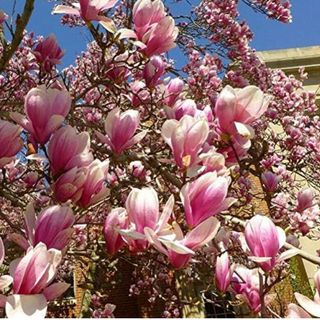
<box><xmin>287</xmin><ymin>269</ymin><xmax>320</xmax><ymax>318</ymax></box>
<box><xmin>162</xmin><ymin>115</ymin><xmax>209</xmax><ymax>169</ymax></box>
<box><xmin>165</xmin><ymin>99</ymin><xmax>197</xmax><ymax>120</ymax></box>
<box><xmin>48</xmin><ymin>125</ymin><xmax>93</xmax><ymax>176</ymax></box>
<box><xmin>11</xmin><ymin>85</ymin><xmax>71</xmax><ymax>145</ymax></box>
<box><xmin>231</xmin><ymin>266</ymin><xmax>261</xmax><ymax>313</ymax></box>
<box><xmin>215</xmin><ymin>85</ymin><xmax>269</xmax><ymax>149</ymax></box>
<box><xmin>53</xmin><ymin>0</ymin><xmax>118</xmax><ymax>32</ymax></box>
<box><xmin>180</xmin><ymin>172</ymin><xmax>234</xmax><ymax>227</ymax></box>
<box><xmin>287</xmin><ymin>303</ymin><xmax>312</xmax><ymax>318</ymax></box>
<box><xmin>118</xmin><ymin>0</ymin><xmax>178</xmax><ymax>56</ymax></box>
<box><xmin>215</xmin><ymin>252</ymin><xmax>234</xmax><ymax>292</ymax></box>
<box><xmin>130</xmin><ymin>81</ymin><xmax>151</xmax><ymax>107</ymax></box>
<box><xmin>244</xmin><ymin>215</ymin><xmax>298</xmax><ymax>272</ymax></box>
<box><xmin>10</xmin><ymin>204</ymin><xmax>75</xmax><ymax>251</ymax></box>
<box><xmin>119</xmin><ymin>188</ymin><xmax>174</xmax><ymax>252</ymax></box>
<box><xmin>261</xmin><ymin>171</ymin><xmax>280</xmax><ymax>192</ymax></box>
<box><xmin>143</xmin><ymin>55</ymin><xmax>166</xmax><ymax>88</ymax></box>
<box><xmin>293</xmin><ymin>292</ymin><xmax>320</xmax><ymax>318</ymax></box>
<box><xmin>33</xmin><ymin>35</ymin><xmax>64</xmax><ymax>71</ymax></box>
<box><xmin>145</xmin><ymin>217</ymin><xmax>220</xmax><ymax>269</ymax></box>
<box><xmin>53</xmin><ymin>160</ymin><xmax>109</xmax><ymax>207</ymax></box>
<box><xmin>164</xmin><ymin>78</ymin><xmax>184</xmax><ymax>107</ymax></box>
<box><xmin>76</xmin><ymin>159</ymin><xmax>109</xmax><ymax>207</ymax></box>
<box><xmin>5</xmin><ymin>243</ymin><xmax>69</xmax><ymax>319</ymax></box>
<box><xmin>296</xmin><ymin>188</ymin><xmax>315</xmax><ymax>212</ymax></box>
<box><xmin>96</xmin><ymin>108</ymin><xmax>147</xmax><ymax>154</ymax></box>
<box><xmin>187</xmin><ymin>147</ymin><xmax>227</xmax><ymax>178</ymax></box>
<box><xmin>53</xmin><ymin>166</ymin><xmax>87</xmax><ymax>203</ymax></box>
<box><xmin>0</xmin><ymin>120</ymin><xmax>23</xmax><ymax>168</ymax></box>
<box><xmin>104</xmin><ymin>208</ymin><xmax>128</xmax><ymax>255</ymax></box>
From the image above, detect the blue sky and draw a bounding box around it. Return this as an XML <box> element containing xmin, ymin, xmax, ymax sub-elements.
<box><xmin>1</xmin><ymin>0</ymin><xmax>320</xmax><ymax>67</ymax></box>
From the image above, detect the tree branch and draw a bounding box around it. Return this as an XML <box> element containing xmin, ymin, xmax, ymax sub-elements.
<box><xmin>0</xmin><ymin>0</ymin><xmax>35</xmax><ymax>72</ymax></box>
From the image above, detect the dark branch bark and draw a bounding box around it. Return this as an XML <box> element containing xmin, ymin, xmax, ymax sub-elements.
<box><xmin>0</xmin><ymin>0</ymin><xmax>35</xmax><ymax>72</ymax></box>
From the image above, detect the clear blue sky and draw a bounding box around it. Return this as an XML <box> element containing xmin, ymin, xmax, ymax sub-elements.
<box><xmin>1</xmin><ymin>0</ymin><xmax>320</xmax><ymax>68</ymax></box>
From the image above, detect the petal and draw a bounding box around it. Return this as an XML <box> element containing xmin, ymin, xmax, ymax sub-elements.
<box><xmin>183</xmin><ymin>217</ymin><xmax>220</xmax><ymax>250</ymax></box>
<box><xmin>122</xmin><ymin>130</ymin><xmax>147</xmax><ymax>150</ymax></box>
<box><xmin>277</xmin><ymin>248</ymin><xmax>299</xmax><ymax>263</ymax></box>
<box><xmin>295</xmin><ymin>292</ymin><xmax>320</xmax><ymax>318</ymax></box>
<box><xmin>43</xmin><ymin>282</ymin><xmax>70</xmax><ymax>301</ymax></box>
<box><xmin>0</xmin><ymin>237</ymin><xmax>4</xmax><ymax>266</ymax></box>
<box><xmin>116</xmin><ymin>28</ymin><xmax>138</xmax><ymax>40</ymax></box>
<box><xmin>99</xmin><ymin>17</ymin><xmax>116</xmax><ymax>33</ymax></box>
<box><xmin>158</xmin><ymin>238</ymin><xmax>194</xmax><ymax>255</ymax></box>
<box><xmin>156</xmin><ymin>195</ymin><xmax>174</xmax><ymax>233</ymax></box>
<box><xmin>118</xmin><ymin>229</ymin><xmax>146</xmax><ymax>240</ymax></box>
<box><xmin>234</xmin><ymin>122</ymin><xmax>254</xmax><ymax>139</ymax></box>
<box><xmin>276</xmin><ymin>226</ymin><xmax>286</xmax><ymax>249</ymax></box>
<box><xmin>248</xmin><ymin>256</ymin><xmax>272</xmax><ymax>263</ymax></box>
<box><xmin>52</xmin><ymin>5</ymin><xmax>80</xmax><ymax>16</ymax></box>
<box><xmin>144</xmin><ymin>227</ymin><xmax>168</xmax><ymax>256</ymax></box>
<box><xmin>5</xmin><ymin>294</ymin><xmax>47</xmax><ymax>319</ymax></box>
<box><xmin>0</xmin><ymin>275</ymin><xmax>13</xmax><ymax>290</ymax></box>
<box><xmin>287</xmin><ymin>303</ymin><xmax>311</xmax><ymax>318</ymax></box>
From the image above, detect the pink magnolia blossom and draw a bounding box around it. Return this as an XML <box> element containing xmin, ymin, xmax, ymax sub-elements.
<box><xmin>180</xmin><ymin>172</ymin><xmax>234</xmax><ymax>227</ymax></box>
<box><xmin>145</xmin><ymin>217</ymin><xmax>220</xmax><ymax>269</ymax></box>
<box><xmin>133</xmin><ymin>0</ymin><xmax>166</xmax><ymax>38</ymax></box>
<box><xmin>188</xmin><ymin>148</ymin><xmax>227</xmax><ymax>177</ymax></box>
<box><xmin>104</xmin><ymin>208</ymin><xmax>128</xmax><ymax>255</ymax></box>
<box><xmin>96</xmin><ymin>108</ymin><xmax>147</xmax><ymax>154</ymax></box>
<box><xmin>76</xmin><ymin>159</ymin><xmax>109</xmax><ymax>207</ymax></box>
<box><xmin>126</xmin><ymin>187</ymin><xmax>160</xmax><ymax>233</ymax></box>
<box><xmin>53</xmin><ymin>166</ymin><xmax>87</xmax><ymax>203</ymax></box>
<box><xmin>53</xmin><ymin>160</ymin><xmax>109</xmax><ymax>207</ymax></box>
<box><xmin>33</xmin><ymin>35</ymin><xmax>64</xmax><ymax>71</ymax></box>
<box><xmin>119</xmin><ymin>0</ymin><xmax>178</xmax><ymax>56</ymax></box>
<box><xmin>261</xmin><ymin>171</ymin><xmax>280</xmax><ymax>192</ymax></box>
<box><xmin>0</xmin><ymin>120</ymin><xmax>23</xmax><ymax>168</ymax></box>
<box><xmin>130</xmin><ymin>81</ymin><xmax>151</xmax><ymax>107</ymax></box>
<box><xmin>215</xmin><ymin>85</ymin><xmax>269</xmax><ymax>147</ymax></box>
<box><xmin>143</xmin><ymin>55</ymin><xmax>166</xmax><ymax>88</ymax></box>
<box><xmin>296</xmin><ymin>188</ymin><xmax>314</xmax><ymax>212</ymax></box>
<box><xmin>161</xmin><ymin>115</ymin><xmax>209</xmax><ymax>169</ymax></box>
<box><xmin>163</xmin><ymin>78</ymin><xmax>185</xmax><ymax>107</ymax></box>
<box><xmin>119</xmin><ymin>188</ymin><xmax>174</xmax><ymax>252</ymax></box>
<box><xmin>287</xmin><ymin>303</ymin><xmax>312</xmax><ymax>318</ymax></box>
<box><xmin>132</xmin><ymin>0</ymin><xmax>178</xmax><ymax>56</ymax></box>
<box><xmin>53</xmin><ymin>0</ymin><xmax>117</xmax><ymax>32</ymax></box>
<box><xmin>291</xmin><ymin>270</ymin><xmax>320</xmax><ymax>318</ymax></box>
<box><xmin>24</xmin><ymin>203</ymin><xmax>74</xmax><ymax>250</ymax></box>
<box><xmin>244</xmin><ymin>215</ymin><xmax>286</xmax><ymax>272</ymax></box>
<box><xmin>231</xmin><ymin>266</ymin><xmax>261</xmax><ymax>313</ymax></box>
<box><xmin>48</xmin><ymin>125</ymin><xmax>93</xmax><ymax>176</ymax></box>
<box><xmin>215</xmin><ymin>252</ymin><xmax>234</xmax><ymax>292</ymax></box>
<box><xmin>293</xmin><ymin>292</ymin><xmax>320</xmax><ymax>318</ymax></box>
<box><xmin>6</xmin><ymin>243</ymin><xmax>69</xmax><ymax>319</ymax></box>
<box><xmin>11</xmin><ymin>85</ymin><xmax>71</xmax><ymax>145</ymax></box>
<box><xmin>165</xmin><ymin>99</ymin><xmax>197</xmax><ymax>120</ymax></box>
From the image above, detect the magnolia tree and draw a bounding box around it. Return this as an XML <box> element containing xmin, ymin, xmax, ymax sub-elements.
<box><xmin>0</xmin><ymin>0</ymin><xmax>320</xmax><ymax>318</ymax></box>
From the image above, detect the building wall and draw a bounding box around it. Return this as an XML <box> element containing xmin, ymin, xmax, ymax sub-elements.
<box><xmin>258</xmin><ymin>46</ymin><xmax>320</xmax><ymax>285</ymax></box>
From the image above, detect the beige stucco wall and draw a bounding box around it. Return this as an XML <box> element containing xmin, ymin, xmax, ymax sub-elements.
<box><xmin>257</xmin><ymin>46</ymin><xmax>320</xmax><ymax>105</ymax></box>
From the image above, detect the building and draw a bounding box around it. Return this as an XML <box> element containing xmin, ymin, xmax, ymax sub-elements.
<box><xmin>258</xmin><ymin>45</ymin><xmax>320</xmax><ymax>286</ymax></box>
